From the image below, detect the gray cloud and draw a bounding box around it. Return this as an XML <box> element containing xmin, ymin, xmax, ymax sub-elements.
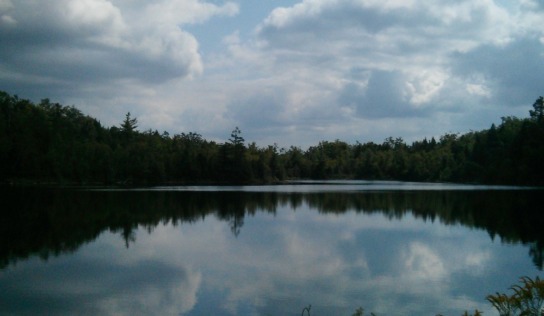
<box><xmin>256</xmin><ymin>0</ymin><xmax>508</xmax><ymax>58</ymax></box>
<box><xmin>0</xmin><ymin>0</ymin><xmax>238</xmax><ymax>101</ymax></box>
<box><xmin>451</xmin><ymin>38</ymin><xmax>544</xmax><ymax>107</ymax></box>
<box><xmin>0</xmin><ymin>257</ymin><xmax>201</xmax><ymax>316</ymax></box>
<box><xmin>0</xmin><ymin>9</ymin><xmax>197</xmax><ymax>82</ymax></box>
<box><xmin>338</xmin><ymin>70</ymin><xmax>427</xmax><ymax>119</ymax></box>
<box><xmin>205</xmin><ymin>0</ymin><xmax>540</xmax><ymax>145</ymax></box>
<box><xmin>226</xmin><ymin>91</ymin><xmax>287</xmax><ymax>129</ymax></box>
<box><xmin>1</xmin><ymin>0</ymin><xmax>543</xmax><ymax>147</ymax></box>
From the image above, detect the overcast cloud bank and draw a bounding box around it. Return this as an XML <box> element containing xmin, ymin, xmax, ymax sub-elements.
<box><xmin>1</xmin><ymin>0</ymin><xmax>542</xmax><ymax>147</ymax></box>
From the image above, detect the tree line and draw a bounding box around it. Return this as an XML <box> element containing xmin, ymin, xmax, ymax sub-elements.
<box><xmin>1</xmin><ymin>90</ymin><xmax>543</xmax><ymax>185</ymax></box>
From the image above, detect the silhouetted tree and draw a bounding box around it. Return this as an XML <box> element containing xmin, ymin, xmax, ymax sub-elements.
<box><xmin>530</xmin><ymin>96</ymin><xmax>544</xmax><ymax>123</ymax></box>
<box><xmin>121</xmin><ymin>112</ymin><xmax>138</xmax><ymax>135</ymax></box>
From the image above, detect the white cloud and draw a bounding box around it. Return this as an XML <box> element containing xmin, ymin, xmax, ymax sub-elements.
<box><xmin>405</xmin><ymin>70</ymin><xmax>447</xmax><ymax>105</ymax></box>
<box><xmin>0</xmin><ymin>0</ymin><xmax>239</xmax><ymax>92</ymax></box>
<box><xmin>145</xmin><ymin>0</ymin><xmax>238</xmax><ymax>25</ymax></box>
<box><xmin>201</xmin><ymin>0</ymin><xmax>541</xmax><ymax>145</ymax></box>
<box><xmin>65</xmin><ymin>0</ymin><xmax>125</xmax><ymax>31</ymax></box>
<box><xmin>0</xmin><ymin>0</ymin><xmax>15</xmax><ymax>26</ymax></box>
<box><xmin>92</xmin><ymin>268</ymin><xmax>201</xmax><ymax>316</ymax></box>
<box><xmin>1</xmin><ymin>0</ymin><xmax>543</xmax><ymax>146</ymax></box>
<box><xmin>466</xmin><ymin>83</ymin><xmax>491</xmax><ymax>98</ymax></box>
<box><xmin>403</xmin><ymin>242</ymin><xmax>446</xmax><ymax>280</ymax></box>
<box><xmin>465</xmin><ymin>251</ymin><xmax>491</xmax><ymax>274</ymax></box>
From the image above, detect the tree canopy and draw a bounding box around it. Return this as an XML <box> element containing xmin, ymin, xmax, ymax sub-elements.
<box><xmin>1</xmin><ymin>90</ymin><xmax>543</xmax><ymax>185</ymax></box>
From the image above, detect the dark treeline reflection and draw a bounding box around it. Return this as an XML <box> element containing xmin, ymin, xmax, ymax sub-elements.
<box><xmin>1</xmin><ymin>187</ymin><xmax>543</xmax><ymax>269</ymax></box>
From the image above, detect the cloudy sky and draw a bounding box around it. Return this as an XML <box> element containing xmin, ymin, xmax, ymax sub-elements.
<box><xmin>1</xmin><ymin>0</ymin><xmax>543</xmax><ymax>147</ymax></box>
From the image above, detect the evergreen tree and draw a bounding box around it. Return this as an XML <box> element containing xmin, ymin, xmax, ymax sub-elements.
<box><xmin>121</xmin><ymin>112</ymin><xmax>138</xmax><ymax>134</ymax></box>
<box><xmin>530</xmin><ymin>96</ymin><xmax>544</xmax><ymax>123</ymax></box>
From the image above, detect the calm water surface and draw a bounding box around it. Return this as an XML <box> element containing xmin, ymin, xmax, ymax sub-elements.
<box><xmin>1</xmin><ymin>181</ymin><xmax>543</xmax><ymax>315</ymax></box>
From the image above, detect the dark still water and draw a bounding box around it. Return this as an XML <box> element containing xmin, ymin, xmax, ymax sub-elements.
<box><xmin>1</xmin><ymin>182</ymin><xmax>543</xmax><ymax>315</ymax></box>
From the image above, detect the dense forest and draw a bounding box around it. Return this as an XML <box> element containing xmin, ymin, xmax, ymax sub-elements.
<box><xmin>1</xmin><ymin>90</ymin><xmax>543</xmax><ymax>185</ymax></box>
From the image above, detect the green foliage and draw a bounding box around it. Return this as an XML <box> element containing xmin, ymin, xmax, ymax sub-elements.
<box><xmin>487</xmin><ymin>276</ymin><xmax>544</xmax><ymax>316</ymax></box>
<box><xmin>300</xmin><ymin>276</ymin><xmax>544</xmax><ymax>315</ymax></box>
<box><xmin>1</xmin><ymin>90</ymin><xmax>544</xmax><ymax>185</ymax></box>
<box><xmin>530</xmin><ymin>96</ymin><xmax>544</xmax><ymax>123</ymax></box>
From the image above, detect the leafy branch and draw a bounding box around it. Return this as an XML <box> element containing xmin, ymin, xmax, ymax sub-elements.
<box><xmin>487</xmin><ymin>276</ymin><xmax>544</xmax><ymax>316</ymax></box>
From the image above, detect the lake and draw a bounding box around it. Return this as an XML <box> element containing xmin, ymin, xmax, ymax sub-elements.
<box><xmin>1</xmin><ymin>181</ymin><xmax>543</xmax><ymax>315</ymax></box>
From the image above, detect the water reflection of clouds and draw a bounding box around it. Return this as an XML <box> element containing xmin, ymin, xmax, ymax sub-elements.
<box><xmin>184</xmin><ymin>207</ymin><xmax>506</xmax><ymax>315</ymax></box>
<box><xmin>0</xmin><ymin>200</ymin><xmax>537</xmax><ymax>316</ymax></box>
<box><xmin>0</xmin><ymin>234</ymin><xmax>202</xmax><ymax>316</ymax></box>
<box><xmin>149</xmin><ymin>208</ymin><xmax>453</xmax><ymax>314</ymax></box>
<box><xmin>208</xmin><ymin>206</ymin><xmax>523</xmax><ymax>314</ymax></box>
<box><xmin>404</xmin><ymin>242</ymin><xmax>446</xmax><ymax>280</ymax></box>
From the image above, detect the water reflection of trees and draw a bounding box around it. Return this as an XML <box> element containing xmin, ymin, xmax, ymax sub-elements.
<box><xmin>1</xmin><ymin>187</ymin><xmax>543</xmax><ymax>269</ymax></box>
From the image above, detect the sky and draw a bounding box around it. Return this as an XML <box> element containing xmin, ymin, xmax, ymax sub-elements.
<box><xmin>1</xmin><ymin>0</ymin><xmax>543</xmax><ymax>148</ymax></box>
